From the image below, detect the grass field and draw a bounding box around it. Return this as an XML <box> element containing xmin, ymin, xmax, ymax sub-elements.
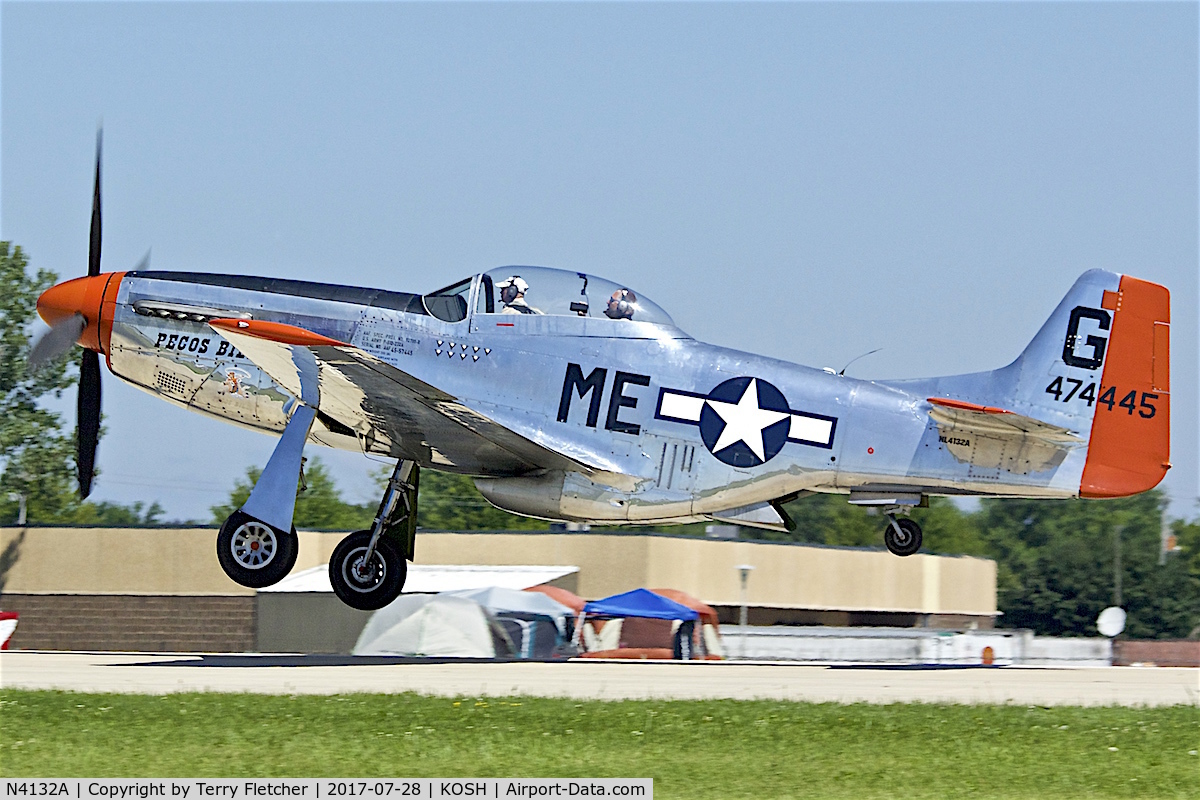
<box><xmin>1</xmin><ymin>690</ymin><xmax>1197</xmax><ymax>798</ymax></box>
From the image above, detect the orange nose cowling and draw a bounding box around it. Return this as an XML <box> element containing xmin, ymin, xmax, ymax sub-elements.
<box><xmin>36</xmin><ymin>272</ymin><xmax>124</xmax><ymax>354</ymax></box>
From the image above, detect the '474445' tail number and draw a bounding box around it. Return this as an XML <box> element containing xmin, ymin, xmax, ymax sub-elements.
<box><xmin>1045</xmin><ymin>376</ymin><xmax>1157</xmax><ymax>419</ymax></box>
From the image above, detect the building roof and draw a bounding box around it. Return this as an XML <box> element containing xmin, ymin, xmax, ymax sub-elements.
<box><xmin>259</xmin><ymin>563</ymin><xmax>579</xmax><ymax>594</ymax></box>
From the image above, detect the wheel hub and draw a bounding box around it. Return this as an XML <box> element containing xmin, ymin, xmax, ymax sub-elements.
<box><xmin>352</xmin><ymin>557</ymin><xmax>374</xmax><ymax>582</ymax></box>
<box><xmin>230</xmin><ymin>522</ymin><xmax>277</xmax><ymax>569</ymax></box>
<box><xmin>343</xmin><ymin>548</ymin><xmax>386</xmax><ymax>592</ymax></box>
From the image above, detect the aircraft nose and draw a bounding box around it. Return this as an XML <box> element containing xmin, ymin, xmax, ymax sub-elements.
<box><xmin>37</xmin><ymin>275</ymin><xmax>101</xmax><ymax>327</ymax></box>
<box><xmin>36</xmin><ymin>272</ymin><xmax>124</xmax><ymax>353</ymax></box>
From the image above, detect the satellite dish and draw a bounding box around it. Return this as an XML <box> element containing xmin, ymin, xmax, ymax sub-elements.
<box><xmin>1096</xmin><ymin>606</ymin><xmax>1126</xmax><ymax>638</ymax></box>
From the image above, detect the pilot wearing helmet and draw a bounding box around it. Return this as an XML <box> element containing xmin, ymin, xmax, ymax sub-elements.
<box><xmin>605</xmin><ymin>288</ymin><xmax>637</xmax><ymax>320</ymax></box>
<box><xmin>496</xmin><ymin>276</ymin><xmax>543</xmax><ymax>315</ymax></box>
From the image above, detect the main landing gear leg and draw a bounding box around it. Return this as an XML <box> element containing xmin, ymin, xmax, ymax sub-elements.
<box><xmin>216</xmin><ymin>404</ymin><xmax>316</xmax><ymax>588</ymax></box>
<box><xmin>328</xmin><ymin>459</ymin><xmax>418</xmax><ymax>610</ymax></box>
<box><xmin>883</xmin><ymin>511</ymin><xmax>922</xmax><ymax>557</ymax></box>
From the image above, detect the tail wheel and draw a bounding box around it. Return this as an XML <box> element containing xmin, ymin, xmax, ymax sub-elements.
<box><xmin>329</xmin><ymin>530</ymin><xmax>407</xmax><ymax>611</ymax></box>
<box><xmin>217</xmin><ymin>510</ymin><xmax>298</xmax><ymax>588</ymax></box>
<box><xmin>884</xmin><ymin>517</ymin><xmax>922</xmax><ymax>557</ymax></box>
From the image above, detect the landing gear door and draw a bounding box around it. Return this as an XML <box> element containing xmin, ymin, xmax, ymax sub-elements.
<box><xmin>376</xmin><ymin>462</ymin><xmax>419</xmax><ymax>561</ymax></box>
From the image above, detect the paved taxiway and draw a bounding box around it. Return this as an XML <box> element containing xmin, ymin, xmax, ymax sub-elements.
<box><xmin>1</xmin><ymin>652</ymin><xmax>1196</xmax><ymax>706</ymax></box>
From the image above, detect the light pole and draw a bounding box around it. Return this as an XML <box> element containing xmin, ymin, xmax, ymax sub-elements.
<box><xmin>736</xmin><ymin>564</ymin><xmax>755</xmax><ymax>659</ymax></box>
<box><xmin>8</xmin><ymin>492</ymin><xmax>26</xmax><ymax>526</ymax></box>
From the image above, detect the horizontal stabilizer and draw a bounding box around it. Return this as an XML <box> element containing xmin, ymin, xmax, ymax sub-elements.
<box><xmin>927</xmin><ymin>397</ymin><xmax>1080</xmax><ymax>476</ymax></box>
<box><xmin>927</xmin><ymin>397</ymin><xmax>1082</xmax><ymax>443</ymax></box>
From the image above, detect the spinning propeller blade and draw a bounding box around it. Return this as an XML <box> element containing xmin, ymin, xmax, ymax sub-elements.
<box><xmin>27</xmin><ymin>313</ymin><xmax>87</xmax><ymax>371</ymax></box>
<box><xmin>76</xmin><ymin>129</ymin><xmax>104</xmax><ymax>498</ymax></box>
<box><xmin>77</xmin><ymin>349</ymin><xmax>102</xmax><ymax>499</ymax></box>
<box><xmin>33</xmin><ymin>130</ymin><xmax>142</xmax><ymax>497</ymax></box>
<box><xmin>89</xmin><ymin>131</ymin><xmax>102</xmax><ymax>277</ymax></box>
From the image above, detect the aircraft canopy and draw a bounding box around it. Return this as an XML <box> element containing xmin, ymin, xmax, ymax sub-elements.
<box><xmin>423</xmin><ymin>266</ymin><xmax>676</xmax><ymax>326</ymax></box>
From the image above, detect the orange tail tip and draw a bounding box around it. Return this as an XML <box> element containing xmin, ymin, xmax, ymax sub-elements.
<box><xmin>1080</xmin><ymin>275</ymin><xmax>1170</xmax><ymax>498</ymax></box>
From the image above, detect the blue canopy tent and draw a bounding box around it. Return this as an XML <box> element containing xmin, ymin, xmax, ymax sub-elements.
<box><xmin>583</xmin><ymin>588</ymin><xmax>700</xmax><ymax>620</ymax></box>
<box><xmin>581</xmin><ymin>589</ymin><xmax>701</xmax><ymax>658</ymax></box>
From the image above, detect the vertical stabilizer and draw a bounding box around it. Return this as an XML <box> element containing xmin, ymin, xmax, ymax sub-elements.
<box><xmin>899</xmin><ymin>269</ymin><xmax>1170</xmax><ymax>498</ymax></box>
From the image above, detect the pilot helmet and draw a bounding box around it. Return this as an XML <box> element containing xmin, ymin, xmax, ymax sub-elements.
<box><xmin>605</xmin><ymin>288</ymin><xmax>637</xmax><ymax>320</ymax></box>
<box><xmin>496</xmin><ymin>276</ymin><xmax>529</xmax><ymax>293</ymax></box>
<box><xmin>496</xmin><ymin>276</ymin><xmax>529</xmax><ymax>303</ymax></box>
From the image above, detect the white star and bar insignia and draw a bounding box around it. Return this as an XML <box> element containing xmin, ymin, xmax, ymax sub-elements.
<box><xmin>655</xmin><ymin>376</ymin><xmax>836</xmax><ymax>467</ymax></box>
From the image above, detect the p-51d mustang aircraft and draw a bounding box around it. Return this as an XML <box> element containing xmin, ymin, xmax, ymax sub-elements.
<box><xmin>33</xmin><ymin>142</ymin><xmax>1171</xmax><ymax>610</ymax></box>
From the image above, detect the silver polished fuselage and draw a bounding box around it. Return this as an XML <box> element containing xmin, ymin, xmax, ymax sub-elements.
<box><xmin>107</xmin><ymin>270</ymin><xmax>1080</xmax><ymax>526</ymax></box>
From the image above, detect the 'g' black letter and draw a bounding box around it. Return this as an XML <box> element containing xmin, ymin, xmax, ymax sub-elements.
<box><xmin>558</xmin><ymin>364</ymin><xmax>607</xmax><ymax>427</ymax></box>
<box><xmin>1062</xmin><ymin>306</ymin><xmax>1111</xmax><ymax>370</ymax></box>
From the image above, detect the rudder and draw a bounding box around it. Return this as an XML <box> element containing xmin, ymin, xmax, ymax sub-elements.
<box><xmin>1079</xmin><ymin>275</ymin><xmax>1170</xmax><ymax>497</ymax></box>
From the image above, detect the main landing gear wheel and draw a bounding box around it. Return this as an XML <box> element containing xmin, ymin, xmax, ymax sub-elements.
<box><xmin>329</xmin><ymin>530</ymin><xmax>407</xmax><ymax>611</ymax></box>
<box><xmin>884</xmin><ymin>516</ymin><xmax>922</xmax><ymax>557</ymax></box>
<box><xmin>216</xmin><ymin>510</ymin><xmax>299</xmax><ymax>588</ymax></box>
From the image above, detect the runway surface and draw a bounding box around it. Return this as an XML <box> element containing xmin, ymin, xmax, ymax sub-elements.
<box><xmin>2</xmin><ymin>651</ymin><xmax>1196</xmax><ymax>706</ymax></box>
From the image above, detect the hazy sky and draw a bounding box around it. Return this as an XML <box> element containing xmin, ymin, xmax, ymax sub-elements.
<box><xmin>3</xmin><ymin>2</ymin><xmax>1197</xmax><ymax>522</ymax></box>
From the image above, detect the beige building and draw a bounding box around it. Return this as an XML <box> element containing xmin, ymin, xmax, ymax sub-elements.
<box><xmin>0</xmin><ymin>526</ymin><xmax>996</xmax><ymax>652</ymax></box>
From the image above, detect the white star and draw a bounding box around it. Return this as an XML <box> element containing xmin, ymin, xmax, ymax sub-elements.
<box><xmin>705</xmin><ymin>379</ymin><xmax>789</xmax><ymax>461</ymax></box>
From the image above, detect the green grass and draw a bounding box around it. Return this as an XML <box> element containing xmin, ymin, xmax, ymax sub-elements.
<box><xmin>1</xmin><ymin>691</ymin><xmax>1197</xmax><ymax>798</ymax></box>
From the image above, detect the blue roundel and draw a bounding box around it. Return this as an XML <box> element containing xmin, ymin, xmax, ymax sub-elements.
<box><xmin>698</xmin><ymin>376</ymin><xmax>792</xmax><ymax>467</ymax></box>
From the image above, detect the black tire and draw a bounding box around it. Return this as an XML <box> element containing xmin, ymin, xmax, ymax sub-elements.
<box><xmin>884</xmin><ymin>517</ymin><xmax>922</xmax><ymax>557</ymax></box>
<box><xmin>216</xmin><ymin>510</ymin><xmax>299</xmax><ymax>588</ymax></box>
<box><xmin>329</xmin><ymin>530</ymin><xmax>407</xmax><ymax>611</ymax></box>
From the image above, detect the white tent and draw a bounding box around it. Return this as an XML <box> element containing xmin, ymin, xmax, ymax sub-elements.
<box><xmin>352</xmin><ymin>594</ymin><xmax>502</xmax><ymax>658</ymax></box>
<box><xmin>444</xmin><ymin>586</ymin><xmax>573</xmax><ymax>634</ymax></box>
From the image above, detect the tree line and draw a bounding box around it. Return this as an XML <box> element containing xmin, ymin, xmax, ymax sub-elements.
<box><xmin>774</xmin><ymin>490</ymin><xmax>1199</xmax><ymax>640</ymax></box>
<box><xmin>3</xmin><ymin>241</ymin><xmax>1197</xmax><ymax>639</ymax></box>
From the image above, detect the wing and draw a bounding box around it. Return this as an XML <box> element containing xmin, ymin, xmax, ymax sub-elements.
<box><xmin>209</xmin><ymin>318</ymin><xmax>591</xmax><ymax>477</ymax></box>
<box><xmin>927</xmin><ymin>397</ymin><xmax>1082</xmax><ymax>475</ymax></box>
